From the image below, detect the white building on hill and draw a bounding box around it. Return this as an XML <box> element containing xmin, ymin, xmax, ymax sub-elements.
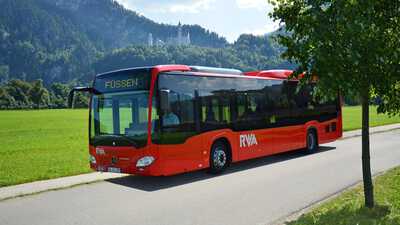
<box><xmin>147</xmin><ymin>22</ymin><xmax>191</xmax><ymax>47</ymax></box>
<box><xmin>167</xmin><ymin>22</ymin><xmax>191</xmax><ymax>46</ymax></box>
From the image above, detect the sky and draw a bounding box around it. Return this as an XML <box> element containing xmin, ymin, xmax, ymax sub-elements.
<box><xmin>115</xmin><ymin>0</ymin><xmax>280</xmax><ymax>43</ymax></box>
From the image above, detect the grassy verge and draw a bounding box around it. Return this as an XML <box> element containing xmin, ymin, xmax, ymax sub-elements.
<box><xmin>0</xmin><ymin>106</ymin><xmax>399</xmax><ymax>187</ymax></box>
<box><xmin>286</xmin><ymin>167</ymin><xmax>400</xmax><ymax>225</ymax></box>
<box><xmin>342</xmin><ymin>106</ymin><xmax>400</xmax><ymax>131</ymax></box>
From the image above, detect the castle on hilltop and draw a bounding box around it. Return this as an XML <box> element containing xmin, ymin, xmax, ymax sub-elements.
<box><xmin>148</xmin><ymin>22</ymin><xmax>191</xmax><ymax>47</ymax></box>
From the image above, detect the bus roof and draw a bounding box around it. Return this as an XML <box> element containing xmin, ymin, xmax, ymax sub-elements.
<box><xmin>97</xmin><ymin>65</ymin><xmax>294</xmax><ymax>81</ymax></box>
<box><xmin>244</xmin><ymin>70</ymin><xmax>294</xmax><ymax>79</ymax></box>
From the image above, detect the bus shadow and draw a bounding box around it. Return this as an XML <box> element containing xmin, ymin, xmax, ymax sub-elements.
<box><xmin>107</xmin><ymin>146</ymin><xmax>336</xmax><ymax>192</ymax></box>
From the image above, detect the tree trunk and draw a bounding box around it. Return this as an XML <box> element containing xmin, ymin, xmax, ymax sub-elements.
<box><xmin>361</xmin><ymin>90</ymin><xmax>374</xmax><ymax>208</ymax></box>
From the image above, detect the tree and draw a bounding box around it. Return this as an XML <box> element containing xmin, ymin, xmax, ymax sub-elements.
<box><xmin>73</xmin><ymin>92</ymin><xmax>89</xmax><ymax>108</ymax></box>
<box><xmin>28</xmin><ymin>79</ymin><xmax>50</xmax><ymax>108</ymax></box>
<box><xmin>269</xmin><ymin>0</ymin><xmax>400</xmax><ymax>208</ymax></box>
<box><xmin>0</xmin><ymin>87</ymin><xmax>15</xmax><ymax>109</ymax></box>
<box><xmin>0</xmin><ymin>65</ymin><xmax>9</xmax><ymax>84</ymax></box>
<box><xmin>50</xmin><ymin>82</ymin><xmax>70</xmax><ymax>108</ymax></box>
<box><xmin>5</xmin><ymin>79</ymin><xmax>33</xmax><ymax>108</ymax></box>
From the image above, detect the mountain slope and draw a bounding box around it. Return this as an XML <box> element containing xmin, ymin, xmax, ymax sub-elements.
<box><xmin>0</xmin><ymin>0</ymin><xmax>230</xmax><ymax>84</ymax></box>
<box><xmin>0</xmin><ymin>0</ymin><xmax>98</xmax><ymax>84</ymax></box>
<box><xmin>0</xmin><ymin>0</ymin><xmax>290</xmax><ymax>85</ymax></box>
<box><xmin>39</xmin><ymin>0</ymin><xmax>228</xmax><ymax>49</ymax></box>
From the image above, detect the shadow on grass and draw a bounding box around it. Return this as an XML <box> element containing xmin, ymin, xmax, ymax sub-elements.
<box><xmin>107</xmin><ymin>146</ymin><xmax>335</xmax><ymax>192</ymax></box>
<box><xmin>286</xmin><ymin>204</ymin><xmax>397</xmax><ymax>225</ymax></box>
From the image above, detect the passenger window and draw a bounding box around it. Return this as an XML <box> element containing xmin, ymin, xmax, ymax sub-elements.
<box><xmin>156</xmin><ymin>74</ymin><xmax>198</xmax><ymax>144</ymax></box>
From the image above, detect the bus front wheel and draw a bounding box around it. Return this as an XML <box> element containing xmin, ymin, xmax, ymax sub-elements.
<box><xmin>306</xmin><ymin>129</ymin><xmax>319</xmax><ymax>154</ymax></box>
<box><xmin>208</xmin><ymin>140</ymin><xmax>230</xmax><ymax>174</ymax></box>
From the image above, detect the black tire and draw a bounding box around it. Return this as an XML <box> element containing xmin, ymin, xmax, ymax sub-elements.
<box><xmin>306</xmin><ymin>129</ymin><xmax>319</xmax><ymax>154</ymax></box>
<box><xmin>208</xmin><ymin>140</ymin><xmax>230</xmax><ymax>174</ymax></box>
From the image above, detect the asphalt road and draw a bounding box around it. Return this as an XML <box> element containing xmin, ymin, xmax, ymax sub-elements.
<box><xmin>1</xmin><ymin>130</ymin><xmax>400</xmax><ymax>225</ymax></box>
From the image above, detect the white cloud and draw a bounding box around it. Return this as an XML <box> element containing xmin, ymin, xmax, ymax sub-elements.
<box><xmin>244</xmin><ymin>23</ymin><xmax>279</xmax><ymax>36</ymax></box>
<box><xmin>236</xmin><ymin>0</ymin><xmax>268</xmax><ymax>10</ymax></box>
<box><xmin>118</xmin><ymin>0</ymin><xmax>216</xmax><ymax>14</ymax></box>
<box><xmin>168</xmin><ymin>0</ymin><xmax>216</xmax><ymax>14</ymax></box>
<box><xmin>115</xmin><ymin>0</ymin><xmax>280</xmax><ymax>41</ymax></box>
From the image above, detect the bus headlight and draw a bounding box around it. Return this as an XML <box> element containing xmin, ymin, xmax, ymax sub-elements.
<box><xmin>136</xmin><ymin>156</ymin><xmax>155</xmax><ymax>168</ymax></box>
<box><xmin>89</xmin><ymin>155</ymin><xmax>97</xmax><ymax>164</ymax></box>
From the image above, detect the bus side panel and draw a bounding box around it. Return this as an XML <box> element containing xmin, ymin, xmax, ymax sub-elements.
<box><xmin>236</xmin><ymin>130</ymin><xmax>264</xmax><ymax>161</ymax></box>
<box><xmin>199</xmin><ymin>129</ymin><xmax>240</xmax><ymax>163</ymax></box>
<box><xmin>237</xmin><ymin>125</ymin><xmax>304</xmax><ymax>161</ymax></box>
<box><xmin>155</xmin><ymin>129</ymin><xmax>237</xmax><ymax>176</ymax></box>
<box><xmin>155</xmin><ymin>115</ymin><xmax>343</xmax><ymax>176</ymax></box>
<box><xmin>157</xmin><ymin>136</ymin><xmax>206</xmax><ymax>176</ymax></box>
<box><xmin>318</xmin><ymin>118</ymin><xmax>343</xmax><ymax>145</ymax></box>
<box><xmin>269</xmin><ymin>125</ymin><xmax>305</xmax><ymax>154</ymax></box>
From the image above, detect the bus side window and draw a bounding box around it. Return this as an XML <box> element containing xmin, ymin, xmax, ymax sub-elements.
<box><xmin>200</xmin><ymin>95</ymin><xmax>219</xmax><ymax>131</ymax></box>
<box><xmin>200</xmin><ymin>76</ymin><xmax>235</xmax><ymax>130</ymax></box>
<box><xmin>220</xmin><ymin>96</ymin><xmax>231</xmax><ymax>124</ymax></box>
<box><xmin>236</xmin><ymin>93</ymin><xmax>247</xmax><ymax>120</ymax></box>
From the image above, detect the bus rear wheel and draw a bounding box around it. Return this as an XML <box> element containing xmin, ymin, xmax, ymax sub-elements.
<box><xmin>208</xmin><ymin>141</ymin><xmax>230</xmax><ymax>174</ymax></box>
<box><xmin>306</xmin><ymin>129</ymin><xmax>319</xmax><ymax>154</ymax></box>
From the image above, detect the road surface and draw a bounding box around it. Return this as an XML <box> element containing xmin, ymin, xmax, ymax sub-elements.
<box><xmin>1</xmin><ymin>130</ymin><xmax>400</xmax><ymax>225</ymax></box>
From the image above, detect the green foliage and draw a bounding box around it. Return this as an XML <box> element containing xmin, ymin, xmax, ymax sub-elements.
<box><xmin>3</xmin><ymin>79</ymin><xmax>33</xmax><ymax>108</ymax></box>
<box><xmin>377</xmin><ymin>82</ymin><xmax>400</xmax><ymax>116</ymax></box>
<box><xmin>94</xmin><ymin>40</ymin><xmax>293</xmax><ymax>75</ymax></box>
<box><xmin>269</xmin><ymin>0</ymin><xmax>400</xmax><ymax>208</ymax></box>
<box><xmin>286</xmin><ymin>167</ymin><xmax>400</xmax><ymax>225</ymax></box>
<box><xmin>0</xmin><ymin>87</ymin><xmax>15</xmax><ymax>107</ymax></box>
<box><xmin>50</xmin><ymin>83</ymin><xmax>70</xmax><ymax>108</ymax></box>
<box><xmin>37</xmin><ymin>0</ymin><xmax>228</xmax><ymax>49</ymax></box>
<box><xmin>28</xmin><ymin>79</ymin><xmax>50</xmax><ymax>108</ymax></box>
<box><xmin>0</xmin><ymin>65</ymin><xmax>9</xmax><ymax>84</ymax></box>
<box><xmin>0</xmin><ymin>0</ymin><xmax>234</xmax><ymax>85</ymax></box>
<box><xmin>0</xmin><ymin>0</ymin><xmax>294</xmax><ymax>89</ymax></box>
<box><xmin>0</xmin><ymin>0</ymin><xmax>99</xmax><ymax>84</ymax></box>
<box><xmin>0</xmin><ymin>79</ymin><xmax>88</xmax><ymax>109</ymax></box>
<box><xmin>269</xmin><ymin>0</ymin><xmax>400</xmax><ymax>112</ymax></box>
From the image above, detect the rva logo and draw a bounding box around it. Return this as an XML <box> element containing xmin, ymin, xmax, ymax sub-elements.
<box><xmin>240</xmin><ymin>134</ymin><xmax>258</xmax><ymax>148</ymax></box>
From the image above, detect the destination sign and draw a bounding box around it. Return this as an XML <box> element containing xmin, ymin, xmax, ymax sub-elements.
<box><xmin>104</xmin><ymin>78</ymin><xmax>139</xmax><ymax>89</ymax></box>
<box><xmin>95</xmin><ymin>70</ymin><xmax>151</xmax><ymax>93</ymax></box>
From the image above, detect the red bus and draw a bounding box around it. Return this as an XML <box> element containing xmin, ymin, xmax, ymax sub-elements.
<box><xmin>69</xmin><ymin>65</ymin><xmax>342</xmax><ymax>175</ymax></box>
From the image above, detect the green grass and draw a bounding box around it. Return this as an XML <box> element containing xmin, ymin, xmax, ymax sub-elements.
<box><xmin>286</xmin><ymin>167</ymin><xmax>400</xmax><ymax>225</ymax></box>
<box><xmin>342</xmin><ymin>106</ymin><xmax>400</xmax><ymax>131</ymax></box>
<box><xmin>0</xmin><ymin>106</ymin><xmax>399</xmax><ymax>187</ymax></box>
<box><xmin>0</xmin><ymin>109</ymin><xmax>91</xmax><ymax>187</ymax></box>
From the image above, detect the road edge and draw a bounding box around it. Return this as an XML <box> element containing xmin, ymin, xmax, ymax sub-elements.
<box><xmin>1</xmin><ymin>123</ymin><xmax>399</xmax><ymax>202</ymax></box>
<box><xmin>0</xmin><ymin>173</ymin><xmax>128</xmax><ymax>202</ymax></box>
<box><xmin>270</xmin><ymin>166</ymin><xmax>397</xmax><ymax>225</ymax></box>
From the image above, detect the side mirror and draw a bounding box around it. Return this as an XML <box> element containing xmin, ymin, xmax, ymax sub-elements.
<box><xmin>159</xmin><ymin>89</ymin><xmax>170</xmax><ymax>112</ymax></box>
<box><xmin>68</xmin><ymin>87</ymin><xmax>95</xmax><ymax>108</ymax></box>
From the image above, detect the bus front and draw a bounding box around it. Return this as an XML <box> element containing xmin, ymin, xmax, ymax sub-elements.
<box><xmin>88</xmin><ymin>68</ymin><xmax>160</xmax><ymax>175</ymax></box>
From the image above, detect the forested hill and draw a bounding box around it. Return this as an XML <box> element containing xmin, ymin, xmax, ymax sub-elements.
<box><xmin>37</xmin><ymin>0</ymin><xmax>228</xmax><ymax>50</ymax></box>
<box><xmin>95</xmin><ymin>34</ymin><xmax>291</xmax><ymax>75</ymax></box>
<box><xmin>0</xmin><ymin>0</ymin><xmax>229</xmax><ymax>84</ymax></box>
<box><xmin>0</xmin><ymin>0</ymin><xmax>291</xmax><ymax>88</ymax></box>
<box><xmin>0</xmin><ymin>0</ymin><xmax>98</xmax><ymax>83</ymax></box>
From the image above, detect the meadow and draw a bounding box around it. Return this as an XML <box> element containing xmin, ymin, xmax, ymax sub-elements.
<box><xmin>342</xmin><ymin>106</ymin><xmax>400</xmax><ymax>131</ymax></box>
<box><xmin>0</xmin><ymin>106</ymin><xmax>399</xmax><ymax>187</ymax></box>
<box><xmin>287</xmin><ymin>167</ymin><xmax>400</xmax><ymax>225</ymax></box>
<box><xmin>0</xmin><ymin>109</ymin><xmax>91</xmax><ymax>187</ymax></box>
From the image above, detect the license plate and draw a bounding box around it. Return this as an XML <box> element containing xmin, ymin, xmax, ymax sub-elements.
<box><xmin>107</xmin><ymin>167</ymin><xmax>121</xmax><ymax>173</ymax></box>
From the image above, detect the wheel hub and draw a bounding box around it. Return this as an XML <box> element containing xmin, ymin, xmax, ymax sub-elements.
<box><xmin>213</xmin><ymin>148</ymin><xmax>227</xmax><ymax>168</ymax></box>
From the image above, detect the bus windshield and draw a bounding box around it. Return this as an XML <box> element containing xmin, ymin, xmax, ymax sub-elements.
<box><xmin>91</xmin><ymin>91</ymin><xmax>153</xmax><ymax>148</ymax></box>
<box><xmin>90</xmin><ymin>69</ymin><xmax>154</xmax><ymax>148</ymax></box>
